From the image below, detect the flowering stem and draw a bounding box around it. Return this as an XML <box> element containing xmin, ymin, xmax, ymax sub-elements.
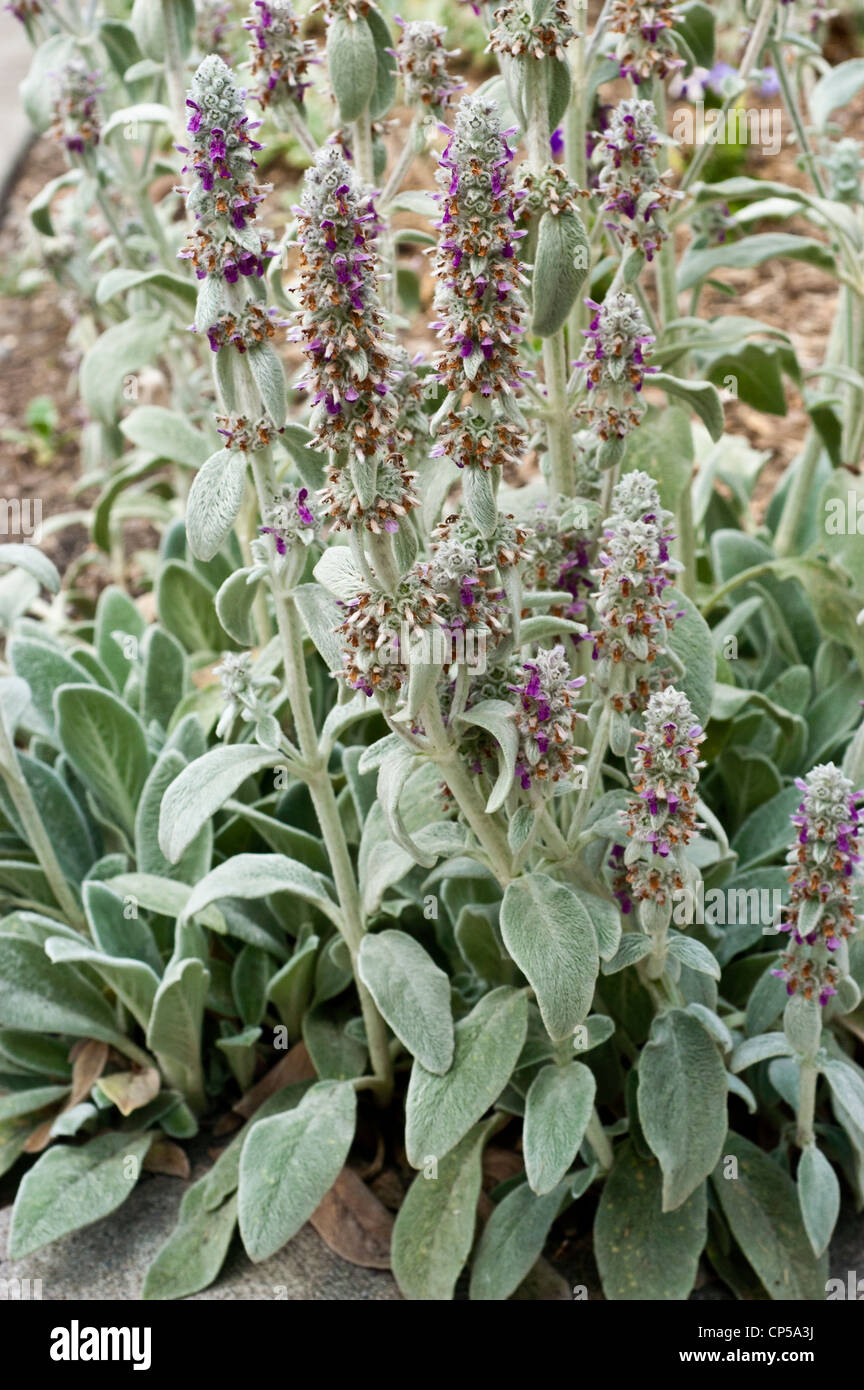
<box><xmin>568</xmin><ymin>702</ymin><xmax>611</xmax><ymax>846</ymax></box>
<box><xmin>381</xmin><ymin>117</ymin><xmax>421</xmax><ymax>208</ymax></box>
<box><xmin>281</xmin><ymin>104</ymin><xmax>319</xmax><ymax>159</ymax></box>
<box><xmin>523</xmin><ymin>58</ymin><xmax>575</xmax><ymax>496</ymax></box>
<box><xmin>352</xmin><ymin>108</ymin><xmax>375</xmax><ymax>185</ymax></box>
<box><xmin>421</xmin><ymin>693</ymin><xmax>514</xmax><ymax>884</ymax></box>
<box><xmin>160</xmin><ymin>0</ymin><xmax>189</xmax><ymax>144</ymax></box>
<box><xmin>797</xmin><ymin>1059</ymin><xmax>818</xmax><ymax>1148</ymax></box>
<box><xmin>767</xmin><ymin>39</ymin><xmax>826</xmax><ymax>198</ymax></box>
<box><xmin>739</xmin><ymin>0</ymin><xmax>780</xmax><ymax>84</ymax></box>
<box><xmin>565</xmin><ymin>25</ymin><xmax>587</xmax><ymax>355</ymax></box>
<box><xmin>247</xmin><ymin>454</ymin><xmax>393</xmax><ymax>1103</ymax></box>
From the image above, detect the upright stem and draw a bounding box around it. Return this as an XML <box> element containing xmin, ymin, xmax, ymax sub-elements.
<box><xmin>421</xmin><ymin>695</ymin><xmax>514</xmax><ymax>884</ymax></box>
<box><xmin>160</xmin><ymin>0</ymin><xmax>189</xmax><ymax>144</ymax></box>
<box><xmin>739</xmin><ymin>0</ymin><xmax>780</xmax><ymax>84</ymax></box>
<box><xmin>768</xmin><ymin>39</ymin><xmax>826</xmax><ymax>198</ymax></box>
<box><xmin>568</xmin><ymin>702</ymin><xmax>611</xmax><ymax>845</ymax></box>
<box><xmin>524</xmin><ymin>58</ymin><xmax>575</xmax><ymax>497</ymax></box>
<box><xmin>352</xmin><ymin>109</ymin><xmax>375</xmax><ymax>186</ymax></box>
<box><xmin>774</xmin><ymin>295</ymin><xmax>845</xmax><ymax>553</ymax></box>
<box><xmin>248</xmin><ymin>450</ymin><xmax>393</xmax><ymax>1101</ymax></box>
<box><xmin>797</xmin><ymin>1059</ymin><xmax>818</xmax><ymax>1148</ymax></box>
<box><xmin>0</xmin><ymin>717</ymin><xmax>86</xmax><ymax>930</ymax></box>
<box><xmin>651</xmin><ymin>81</ymin><xmax>679</xmax><ymax>334</ymax></box>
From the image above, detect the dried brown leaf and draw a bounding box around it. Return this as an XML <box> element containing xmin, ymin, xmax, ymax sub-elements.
<box><xmin>98</xmin><ymin>1067</ymin><xmax>160</xmax><ymax>1116</ymax></box>
<box><xmin>233</xmin><ymin>1042</ymin><xmax>316</xmax><ymax>1119</ymax></box>
<box><xmin>309</xmin><ymin>1166</ymin><xmax>394</xmax><ymax>1270</ymax></box>
<box><xmin>143</xmin><ymin>1139</ymin><xmax>191</xmax><ymax>1179</ymax></box>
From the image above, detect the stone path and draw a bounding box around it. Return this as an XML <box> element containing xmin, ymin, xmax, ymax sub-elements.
<box><xmin>0</xmin><ymin>1175</ymin><xmax>401</xmax><ymax>1301</ymax></box>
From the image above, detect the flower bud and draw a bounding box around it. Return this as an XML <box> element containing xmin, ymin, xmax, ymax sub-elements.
<box><xmin>395</xmin><ymin>18</ymin><xmax>462</xmax><ymax>116</ymax></box>
<box><xmin>575</xmin><ymin>291</ymin><xmax>657</xmax><ymax>445</ymax></box>
<box><xmin>245</xmin><ymin>0</ymin><xmax>318</xmax><ymax>113</ymax></box>
<box><xmin>773</xmin><ymin>763</ymin><xmax>863</xmax><ymax>1007</ymax></box>
<box><xmin>607</xmin><ymin>0</ymin><xmax>684</xmax><ymax>86</ymax></box>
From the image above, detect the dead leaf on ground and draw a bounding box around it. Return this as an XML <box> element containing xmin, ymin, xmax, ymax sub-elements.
<box><xmin>144</xmin><ymin>1139</ymin><xmax>191</xmax><ymax>1179</ymax></box>
<box><xmin>233</xmin><ymin>1042</ymin><xmax>316</xmax><ymax>1118</ymax></box>
<box><xmin>309</xmin><ymin>1166</ymin><xmax>394</xmax><ymax>1269</ymax></box>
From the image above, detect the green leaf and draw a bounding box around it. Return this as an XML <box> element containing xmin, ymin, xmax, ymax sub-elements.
<box><xmin>822</xmin><ymin>1057</ymin><xmax>864</xmax><ymax>1134</ymax></box>
<box><xmin>238</xmin><ymin>1080</ymin><xmax>356</xmax><ymax>1261</ymax></box>
<box><xmin>143</xmin><ymin>1188</ymin><xmax>238</xmax><ymax>1301</ymax></box>
<box><xmin>469</xmin><ymin>1178</ymin><xmax>567</xmax><ymax>1301</ymax></box>
<box><xmin>667</xmin><ymin>589</ymin><xmax>715</xmax><ymax>728</ymax></box>
<box><xmin>523</xmin><ymin>1062</ymin><xmax>595</xmax><ymax>1195</ymax></box>
<box><xmin>303</xmin><ymin>1006</ymin><xmax>368</xmax><ymax>1081</ymax></box>
<box><xmin>146</xmin><ymin>959</ymin><xmax>209</xmax><ymax>1110</ymax></box>
<box><xmin>405</xmin><ymin>987</ymin><xmax>528</xmax><ymax>1167</ymax></box>
<box><xmin>391</xmin><ymin>1119</ymin><xmax>495</xmax><ymax>1300</ymax></box>
<box><xmin>0</xmin><ymin>1084</ymin><xmax>70</xmax><ymax>1123</ymax></box>
<box><xmin>667</xmin><ymin>934</ymin><xmax>720</xmax><ymax>979</ymax></box>
<box><xmin>8</xmin><ymin>1131</ymin><xmax>153</xmax><ymax>1258</ymax></box>
<box><xmin>102</xmin><ymin>101</ymin><xmax>173</xmax><ymax>140</ymax></box>
<box><xmin>638</xmin><ymin>1008</ymin><xmax>728</xmax><ymax>1210</ymax></box>
<box><xmin>180</xmin><ymin>853</ymin><xmax>339</xmax><ymax>928</ymax></box>
<box><xmin>731</xmin><ymin>1032</ymin><xmax>792</xmax><ymax>1072</ymax></box>
<box><xmin>809</xmin><ymin>58</ymin><xmax>864</xmax><ymax>129</ymax></box>
<box><xmin>0</xmin><ymin>543</ymin><xmax>59</xmax><ymax>594</ymax></box>
<box><xmin>2</xmin><ymin>752</ymin><xmax>96</xmax><ymax>883</ymax></box>
<box><xmin>531</xmin><ymin>209</ymin><xmax>589</xmax><ymax>338</ymax></box>
<box><xmin>731</xmin><ymin>785</ymin><xmax>802</xmax><ymax>871</ymax></box>
<box><xmin>158</xmin><ymin>744</ymin><xmax>281</xmax><ymax>864</ymax></box>
<box><xmin>120</xmin><ymin>406</ymin><xmax>210</xmax><ymax>467</ymax></box>
<box><xmin>95</xmin><ymin>267</ymin><xmax>196</xmax><ymax>312</ymax></box>
<box><xmin>136</xmin><ymin>748</ymin><xmax>212</xmax><ymax>885</ymax></box>
<box><xmin>80</xmin><ymin>314</ymin><xmax>169</xmax><ymax>424</ymax></box>
<box><xmin>365</xmin><ymin>4</ymin><xmax>397</xmax><ymax>120</ymax></box>
<box><xmin>267</xmin><ymin>936</ymin><xmax>319</xmax><ymax>1037</ymax></box>
<box><xmin>603</xmin><ymin>933</ymin><xmax>652</xmax><ymax>974</ymax></box>
<box><xmin>55</xmin><ymin>684</ymin><xmax>150</xmax><ymax>835</ymax></box>
<box><xmin>711</xmin><ymin>1133</ymin><xmax>827</xmax><ymax>1300</ymax></box>
<box><xmin>678</xmin><ymin>235</ymin><xmax>835</xmax><ymax>292</ymax></box>
<box><xmin>327</xmin><ymin>14</ymin><xmax>377</xmax><ymax>122</ymax></box>
<box><xmin>797</xmin><ymin>1144</ymin><xmax>839</xmax><ymax>1258</ymax></box>
<box><xmin>0</xmin><ymin>936</ymin><xmax>126</xmax><ymax>1048</ymax></box>
<box><xmin>156</xmin><ymin>560</ymin><xmax>237</xmax><ymax>655</ymax></box>
<box><xmin>652</xmin><ymin>373</ymin><xmax>724</xmax><ymax>441</ymax></box>
<box><xmin>45</xmin><ymin>936</ymin><xmax>159</xmax><ymax>1034</ymax></box>
<box><xmin>457</xmin><ymin>699</ymin><xmax>518</xmax><ymax>814</ymax></box>
<box><xmin>500</xmin><ymin>873</ymin><xmax>599</xmax><ymax>1042</ymax></box>
<box><xmin>215</xmin><ymin>569</ymin><xmax>259</xmax><ymax>647</ymax></box>
<box><xmin>595</xmin><ymin>1140</ymin><xmax>707</xmax><ymax>1299</ymax></box>
<box><xmin>358</xmin><ymin>930</ymin><xmax>454</xmax><ymax>1074</ymax></box>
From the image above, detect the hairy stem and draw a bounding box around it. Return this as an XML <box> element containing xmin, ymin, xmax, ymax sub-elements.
<box><xmin>246</xmin><ymin>450</ymin><xmax>393</xmax><ymax>1103</ymax></box>
<box><xmin>524</xmin><ymin>58</ymin><xmax>575</xmax><ymax>496</ymax></box>
<box><xmin>797</xmin><ymin>1059</ymin><xmax>818</xmax><ymax>1148</ymax></box>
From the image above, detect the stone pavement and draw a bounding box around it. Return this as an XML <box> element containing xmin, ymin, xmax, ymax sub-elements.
<box><xmin>0</xmin><ymin>1175</ymin><xmax>401</xmax><ymax>1301</ymax></box>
